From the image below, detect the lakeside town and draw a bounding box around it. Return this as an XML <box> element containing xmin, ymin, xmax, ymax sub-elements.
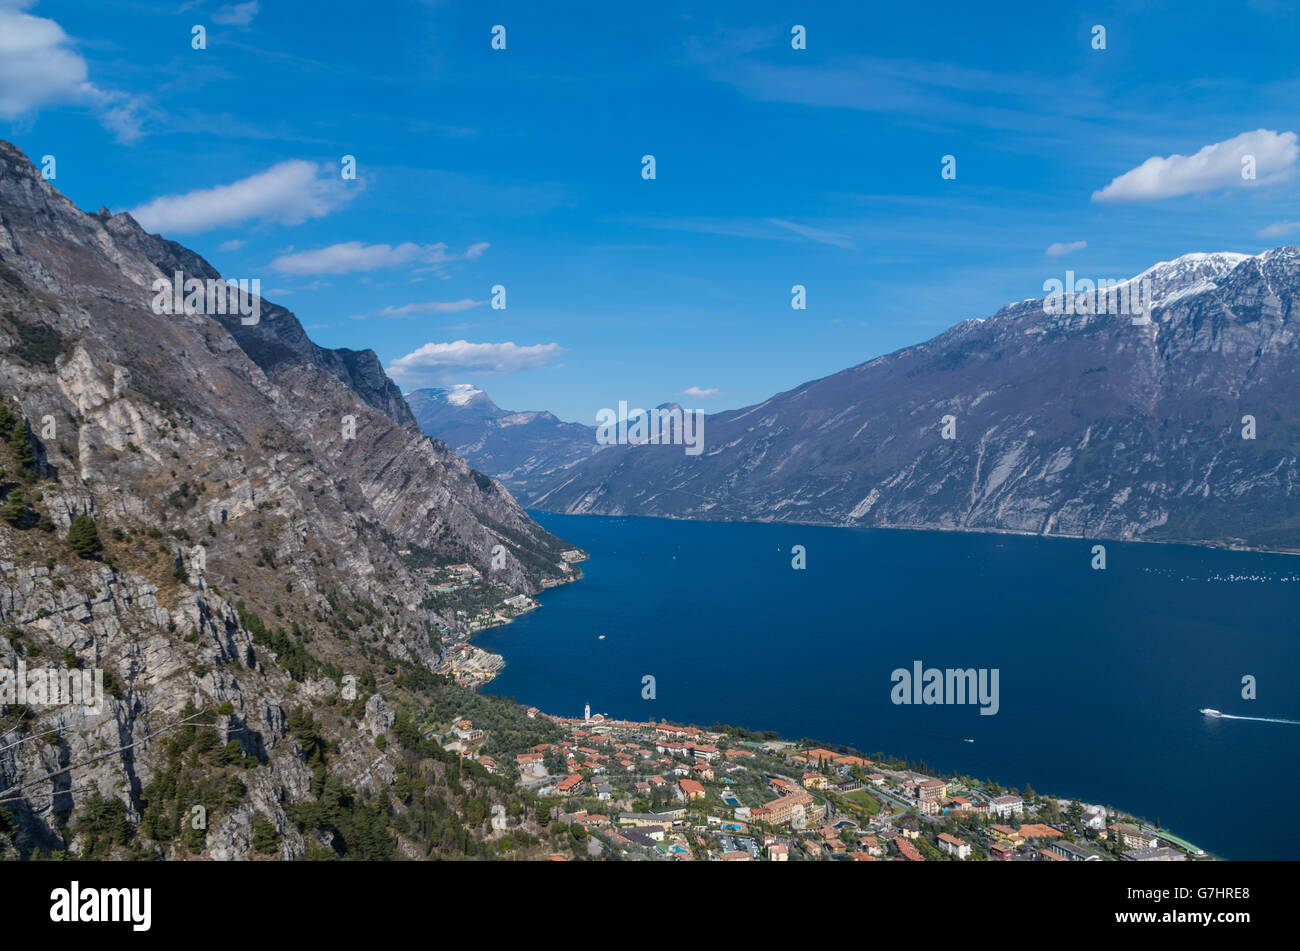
<box><xmin>405</xmin><ymin>553</ymin><xmax>1209</xmax><ymax>862</ymax></box>
<box><xmin>425</xmin><ymin>703</ymin><xmax>1210</xmax><ymax>863</ymax></box>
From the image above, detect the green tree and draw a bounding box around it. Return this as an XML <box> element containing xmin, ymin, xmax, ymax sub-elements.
<box><xmin>181</xmin><ymin>812</ymin><xmax>207</xmax><ymax>854</ymax></box>
<box><xmin>252</xmin><ymin>818</ymin><xmax>281</xmax><ymax>854</ymax></box>
<box><xmin>8</xmin><ymin>418</ymin><xmax>35</xmax><ymax>474</ymax></box>
<box><xmin>0</xmin><ymin>489</ymin><xmax>29</xmax><ymax>526</ymax></box>
<box><xmin>67</xmin><ymin>516</ymin><xmax>102</xmax><ymax>559</ymax></box>
<box><xmin>76</xmin><ymin>789</ymin><xmax>132</xmax><ymax>859</ymax></box>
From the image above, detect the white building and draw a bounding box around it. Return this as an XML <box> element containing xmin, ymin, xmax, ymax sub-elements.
<box><xmin>937</xmin><ymin>833</ymin><xmax>970</xmax><ymax>859</ymax></box>
<box><xmin>990</xmin><ymin>795</ymin><xmax>1024</xmax><ymax>818</ymax></box>
<box><xmin>1081</xmin><ymin>805</ymin><xmax>1108</xmax><ymax>830</ymax></box>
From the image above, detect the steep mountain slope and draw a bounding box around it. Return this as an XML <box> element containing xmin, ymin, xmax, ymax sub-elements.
<box><xmin>0</xmin><ymin>140</ymin><xmax>579</xmax><ymax>859</ymax></box>
<box><xmin>105</xmin><ymin>217</ymin><xmax>417</xmax><ymax>428</ymax></box>
<box><xmin>529</xmin><ymin>250</ymin><xmax>1300</xmax><ymax>552</ymax></box>
<box><xmin>0</xmin><ymin>141</ymin><xmax>572</xmax><ymax>595</ymax></box>
<box><xmin>407</xmin><ymin>385</ymin><xmax>601</xmax><ymax>493</ymax></box>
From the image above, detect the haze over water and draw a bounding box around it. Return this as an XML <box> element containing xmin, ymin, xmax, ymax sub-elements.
<box><xmin>478</xmin><ymin>513</ymin><xmax>1300</xmax><ymax>860</ymax></box>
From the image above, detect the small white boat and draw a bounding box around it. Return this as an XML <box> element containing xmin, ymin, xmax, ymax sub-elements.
<box><xmin>598</xmin><ymin>634</ymin><xmax>605</xmax><ymax>640</ymax></box>
<box><xmin>1200</xmin><ymin>708</ymin><xmax>1222</xmax><ymax>718</ymax></box>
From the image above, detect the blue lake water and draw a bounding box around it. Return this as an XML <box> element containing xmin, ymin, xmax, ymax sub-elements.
<box><xmin>477</xmin><ymin>513</ymin><xmax>1300</xmax><ymax>860</ymax></box>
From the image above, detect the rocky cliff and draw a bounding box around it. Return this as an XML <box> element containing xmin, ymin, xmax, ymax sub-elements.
<box><xmin>0</xmin><ymin>140</ymin><xmax>576</xmax><ymax>860</ymax></box>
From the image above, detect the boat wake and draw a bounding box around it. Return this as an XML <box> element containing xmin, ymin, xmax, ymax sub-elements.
<box><xmin>1203</xmin><ymin>709</ymin><xmax>1300</xmax><ymax>726</ymax></box>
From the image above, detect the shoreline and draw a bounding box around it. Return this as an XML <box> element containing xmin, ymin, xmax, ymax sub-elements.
<box><xmin>463</xmin><ymin>533</ymin><xmax>1217</xmax><ymax>860</ymax></box>
<box><xmin>525</xmin><ymin>508</ymin><xmax>1300</xmax><ymax>559</ymax></box>
<box><xmin>445</xmin><ymin>559</ymin><xmax>585</xmax><ymax>689</ymax></box>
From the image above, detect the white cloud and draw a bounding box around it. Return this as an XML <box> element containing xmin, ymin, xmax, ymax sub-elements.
<box><xmin>130</xmin><ymin>160</ymin><xmax>352</xmax><ymax>234</ymax></box>
<box><xmin>273</xmin><ymin>242</ymin><xmax>426</xmax><ymax>274</ymax></box>
<box><xmin>635</xmin><ymin>215</ymin><xmax>855</xmax><ymax>248</ymax></box>
<box><xmin>218</xmin><ymin>239</ymin><xmax>246</xmax><ymax>251</ymax></box>
<box><xmin>767</xmin><ymin>218</ymin><xmax>855</xmax><ymax>248</ymax></box>
<box><xmin>350</xmin><ymin>299</ymin><xmax>484</xmax><ymax>320</ymax></box>
<box><xmin>1258</xmin><ymin>220</ymin><xmax>1300</xmax><ymax>239</ymax></box>
<box><xmin>96</xmin><ymin>94</ymin><xmax>146</xmax><ymax>141</ymax></box>
<box><xmin>1046</xmin><ymin>240</ymin><xmax>1087</xmax><ymax>257</ymax></box>
<box><xmin>683</xmin><ymin>386</ymin><xmax>720</xmax><ymax>398</ymax></box>
<box><xmin>0</xmin><ymin>0</ymin><xmax>145</xmax><ymax>141</ymax></box>
<box><xmin>1092</xmin><ymin>129</ymin><xmax>1298</xmax><ymax>203</ymax></box>
<box><xmin>212</xmin><ymin>1</ymin><xmax>259</xmax><ymax>26</ymax></box>
<box><xmin>376</xmin><ymin>299</ymin><xmax>483</xmax><ymax>318</ymax></box>
<box><xmin>266</xmin><ymin>282</ymin><xmax>329</xmax><ymax>295</ymax></box>
<box><xmin>271</xmin><ymin>241</ymin><xmax>488</xmax><ymax>275</ymax></box>
<box><xmin>387</xmin><ymin>340</ymin><xmax>563</xmax><ymax>387</ymax></box>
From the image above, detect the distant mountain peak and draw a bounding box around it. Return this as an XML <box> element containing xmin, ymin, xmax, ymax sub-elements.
<box><xmin>1128</xmin><ymin>251</ymin><xmax>1250</xmax><ymax>305</ymax></box>
<box><xmin>406</xmin><ymin>384</ymin><xmax>502</xmax><ymax>418</ymax></box>
<box><xmin>442</xmin><ymin>383</ymin><xmax>489</xmax><ymax>406</ymax></box>
<box><xmin>405</xmin><ymin>385</ymin><xmax>601</xmax><ymax>490</ymax></box>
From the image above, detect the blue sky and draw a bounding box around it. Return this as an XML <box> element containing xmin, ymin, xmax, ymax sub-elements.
<box><xmin>3</xmin><ymin>0</ymin><xmax>1300</xmax><ymax>421</ymax></box>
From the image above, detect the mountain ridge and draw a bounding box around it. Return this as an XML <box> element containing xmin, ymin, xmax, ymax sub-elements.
<box><xmin>96</xmin><ymin>205</ymin><xmax>416</xmax><ymax>427</ymax></box>
<box><xmin>520</xmin><ymin>247</ymin><xmax>1300</xmax><ymax>553</ymax></box>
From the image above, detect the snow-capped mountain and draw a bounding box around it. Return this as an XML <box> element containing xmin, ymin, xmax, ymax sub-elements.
<box><xmin>431</xmin><ymin>383</ymin><xmax>494</xmax><ymax>409</ymax></box>
<box><xmin>524</xmin><ymin>248</ymin><xmax>1300</xmax><ymax>552</ymax></box>
<box><xmin>405</xmin><ymin>386</ymin><xmax>602</xmax><ymax>491</ymax></box>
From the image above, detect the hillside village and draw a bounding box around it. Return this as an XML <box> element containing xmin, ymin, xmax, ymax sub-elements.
<box><xmin>427</xmin><ymin>705</ymin><xmax>1207</xmax><ymax>862</ymax></box>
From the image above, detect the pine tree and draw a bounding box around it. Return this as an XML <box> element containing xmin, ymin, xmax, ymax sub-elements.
<box><xmin>8</xmin><ymin>418</ymin><xmax>35</xmax><ymax>474</ymax></box>
<box><xmin>67</xmin><ymin>515</ymin><xmax>102</xmax><ymax>559</ymax></box>
<box><xmin>252</xmin><ymin>818</ymin><xmax>280</xmax><ymax>854</ymax></box>
<box><xmin>0</xmin><ymin>489</ymin><xmax>28</xmax><ymax>526</ymax></box>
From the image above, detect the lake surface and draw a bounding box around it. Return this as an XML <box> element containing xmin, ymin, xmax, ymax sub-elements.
<box><xmin>477</xmin><ymin>513</ymin><xmax>1300</xmax><ymax>860</ymax></box>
